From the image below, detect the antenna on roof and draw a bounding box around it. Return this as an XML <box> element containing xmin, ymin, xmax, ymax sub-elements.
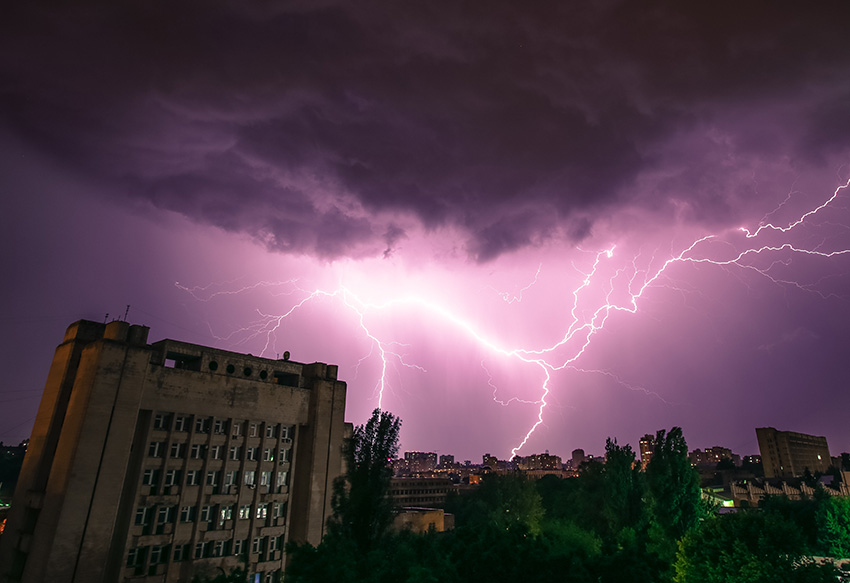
<box><xmin>123</xmin><ymin>305</ymin><xmax>131</xmax><ymax>322</ymax></box>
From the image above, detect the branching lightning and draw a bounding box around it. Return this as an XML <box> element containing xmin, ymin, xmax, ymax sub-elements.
<box><xmin>179</xmin><ymin>178</ymin><xmax>850</xmax><ymax>458</ymax></box>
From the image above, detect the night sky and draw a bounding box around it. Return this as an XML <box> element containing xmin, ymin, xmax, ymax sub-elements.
<box><xmin>3</xmin><ymin>1</ymin><xmax>850</xmax><ymax>461</ymax></box>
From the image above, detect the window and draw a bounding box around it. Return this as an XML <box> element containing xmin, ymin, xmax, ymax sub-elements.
<box><xmin>142</xmin><ymin>469</ymin><xmax>160</xmax><ymax>494</ymax></box>
<box><xmin>247</xmin><ymin>447</ymin><xmax>258</xmax><ymax>461</ymax></box>
<box><xmin>206</xmin><ymin>470</ymin><xmax>220</xmax><ymax>488</ymax></box>
<box><xmin>249</xmin><ymin>423</ymin><xmax>259</xmax><ymax>438</ymax></box>
<box><xmin>191</xmin><ymin>444</ymin><xmax>206</xmax><ymax>459</ymax></box>
<box><xmin>281</xmin><ymin>425</ymin><xmax>293</xmax><ymax>441</ymax></box>
<box><xmin>264</xmin><ymin>448</ymin><xmax>274</xmax><ymax>462</ymax></box>
<box><xmin>180</xmin><ymin>506</ymin><xmax>196</xmax><ymax>523</ymax></box>
<box><xmin>229</xmin><ymin>446</ymin><xmax>242</xmax><ymax>461</ymax></box>
<box><xmin>194</xmin><ymin>542</ymin><xmax>207</xmax><ymax>559</ymax></box>
<box><xmin>277</xmin><ymin>470</ymin><xmax>289</xmax><ymax>490</ymax></box>
<box><xmin>186</xmin><ymin>470</ymin><xmax>201</xmax><ymax>486</ymax></box>
<box><xmin>279</xmin><ymin>448</ymin><xmax>291</xmax><ymax>463</ymax></box>
<box><xmin>233</xmin><ymin>539</ymin><xmax>245</xmax><ymax>555</ymax></box>
<box><xmin>252</xmin><ymin>537</ymin><xmax>264</xmax><ymax>554</ymax></box>
<box><xmin>195</xmin><ymin>417</ymin><xmax>210</xmax><ymax>433</ymax></box>
<box><xmin>150</xmin><ymin>545</ymin><xmax>168</xmax><ymax>564</ymax></box>
<box><xmin>127</xmin><ymin>547</ymin><xmax>147</xmax><ymax>569</ymax></box>
<box><xmin>164</xmin><ymin>469</ymin><xmax>181</xmax><ymax>486</ymax></box>
<box><xmin>265</xmin><ymin>424</ymin><xmax>277</xmax><ymax>438</ymax></box>
<box><xmin>153</xmin><ymin>413</ymin><xmax>170</xmax><ymax>431</ymax></box>
<box><xmin>148</xmin><ymin>441</ymin><xmax>164</xmax><ymax>457</ymax></box>
<box><xmin>174</xmin><ymin>416</ymin><xmax>189</xmax><ymax>432</ymax></box>
<box><xmin>239</xmin><ymin>505</ymin><xmax>251</xmax><ymax>519</ymax></box>
<box><xmin>219</xmin><ymin>505</ymin><xmax>233</xmax><ymax>526</ymax></box>
<box><xmin>268</xmin><ymin>536</ymin><xmax>280</xmax><ymax>552</ymax></box>
<box><xmin>214</xmin><ymin>419</ymin><xmax>227</xmax><ymax>434</ymax></box>
<box><xmin>158</xmin><ymin>506</ymin><xmax>174</xmax><ymax>524</ymax></box>
<box><xmin>232</xmin><ymin>421</ymin><xmax>242</xmax><ymax>438</ymax></box>
<box><xmin>170</xmin><ymin>442</ymin><xmax>185</xmax><ymax>459</ymax></box>
<box><xmin>135</xmin><ymin>506</ymin><xmax>151</xmax><ymax>526</ymax></box>
<box><xmin>213</xmin><ymin>540</ymin><xmax>227</xmax><ymax>557</ymax></box>
<box><xmin>260</xmin><ymin>471</ymin><xmax>271</xmax><ymax>488</ymax></box>
<box><xmin>256</xmin><ymin>504</ymin><xmax>268</xmax><ymax>519</ymax></box>
<box><xmin>200</xmin><ymin>505</ymin><xmax>214</xmax><ymax>522</ymax></box>
<box><xmin>210</xmin><ymin>445</ymin><xmax>223</xmax><ymax>460</ymax></box>
<box><xmin>173</xmin><ymin>544</ymin><xmax>188</xmax><ymax>562</ymax></box>
<box><xmin>244</xmin><ymin>470</ymin><xmax>255</xmax><ymax>486</ymax></box>
<box><xmin>224</xmin><ymin>470</ymin><xmax>238</xmax><ymax>493</ymax></box>
<box><xmin>273</xmin><ymin>502</ymin><xmax>287</xmax><ymax>520</ymax></box>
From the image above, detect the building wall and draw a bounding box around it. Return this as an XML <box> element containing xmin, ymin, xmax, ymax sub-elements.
<box><xmin>0</xmin><ymin>320</ymin><xmax>347</xmax><ymax>583</ymax></box>
<box><xmin>756</xmin><ymin>427</ymin><xmax>831</xmax><ymax>479</ymax></box>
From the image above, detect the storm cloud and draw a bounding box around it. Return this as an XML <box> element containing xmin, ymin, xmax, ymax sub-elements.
<box><xmin>3</xmin><ymin>1</ymin><xmax>850</xmax><ymax>261</ymax></box>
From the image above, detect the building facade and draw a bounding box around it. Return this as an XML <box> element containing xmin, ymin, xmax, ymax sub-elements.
<box><xmin>0</xmin><ymin>320</ymin><xmax>348</xmax><ymax>583</ymax></box>
<box><xmin>756</xmin><ymin>427</ymin><xmax>831</xmax><ymax>479</ymax></box>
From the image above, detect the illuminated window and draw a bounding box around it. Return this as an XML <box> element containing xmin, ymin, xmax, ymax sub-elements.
<box><xmin>244</xmin><ymin>471</ymin><xmax>256</xmax><ymax>486</ymax></box>
<box><xmin>238</xmin><ymin>505</ymin><xmax>251</xmax><ymax>520</ymax></box>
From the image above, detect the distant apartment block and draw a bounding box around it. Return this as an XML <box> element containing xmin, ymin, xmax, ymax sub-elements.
<box><xmin>404</xmin><ymin>451</ymin><xmax>438</xmax><ymax>473</ymax></box>
<box><xmin>639</xmin><ymin>435</ymin><xmax>654</xmax><ymax>469</ymax></box>
<box><xmin>0</xmin><ymin>320</ymin><xmax>348</xmax><ymax>583</ymax></box>
<box><xmin>389</xmin><ymin>477</ymin><xmax>452</xmax><ymax>508</ymax></box>
<box><xmin>756</xmin><ymin>427</ymin><xmax>831</xmax><ymax>479</ymax></box>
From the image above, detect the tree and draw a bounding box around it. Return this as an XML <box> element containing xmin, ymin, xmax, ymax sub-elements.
<box><xmin>328</xmin><ymin>408</ymin><xmax>401</xmax><ymax>553</ymax></box>
<box><xmin>646</xmin><ymin>427</ymin><xmax>702</xmax><ymax>542</ymax></box>
<box><xmin>675</xmin><ymin>510</ymin><xmax>837</xmax><ymax>583</ymax></box>
<box><xmin>602</xmin><ymin>438</ymin><xmax>647</xmax><ymax>538</ymax></box>
<box><xmin>817</xmin><ymin>495</ymin><xmax>850</xmax><ymax>558</ymax></box>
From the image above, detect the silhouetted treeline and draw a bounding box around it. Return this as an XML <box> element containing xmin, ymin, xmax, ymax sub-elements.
<box><xmin>286</xmin><ymin>426</ymin><xmax>845</xmax><ymax>583</ymax></box>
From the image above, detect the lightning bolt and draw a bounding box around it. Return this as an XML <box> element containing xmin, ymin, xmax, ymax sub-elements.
<box><xmin>179</xmin><ymin>177</ymin><xmax>850</xmax><ymax>459</ymax></box>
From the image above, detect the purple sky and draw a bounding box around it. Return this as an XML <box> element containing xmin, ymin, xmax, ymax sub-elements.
<box><xmin>3</xmin><ymin>1</ymin><xmax>850</xmax><ymax>461</ymax></box>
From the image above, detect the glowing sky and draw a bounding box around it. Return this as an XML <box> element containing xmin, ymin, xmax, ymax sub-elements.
<box><xmin>3</xmin><ymin>2</ymin><xmax>850</xmax><ymax>460</ymax></box>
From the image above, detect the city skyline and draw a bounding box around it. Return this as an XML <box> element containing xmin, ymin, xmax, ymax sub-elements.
<box><xmin>4</xmin><ymin>3</ymin><xmax>850</xmax><ymax>461</ymax></box>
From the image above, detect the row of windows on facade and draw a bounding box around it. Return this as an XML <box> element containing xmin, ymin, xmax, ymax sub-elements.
<box><xmin>126</xmin><ymin>536</ymin><xmax>284</xmax><ymax>574</ymax></box>
<box><xmin>147</xmin><ymin>442</ymin><xmax>293</xmax><ymax>464</ymax></box>
<box><xmin>134</xmin><ymin>501</ymin><xmax>287</xmax><ymax>533</ymax></box>
<box><xmin>141</xmin><ymin>468</ymin><xmax>289</xmax><ymax>494</ymax></box>
<box><xmin>153</xmin><ymin>414</ymin><xmax>294</xmax><ymax>440</ymax></box>
<box><xmin>390</xmin><ymin>488</ymin><xmax>449</xmax><ymax>495</ymax></box>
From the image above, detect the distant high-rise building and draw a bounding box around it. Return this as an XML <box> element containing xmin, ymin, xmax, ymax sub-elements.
<box><xmin>0</xmin><ymin>320</ymin><xmax>349</xmax><ymax>583</ymax></box>
<box><xmin>404</xmin><ymin>451</ymin><xmax>438</xmax><ymax>473</ymax></box>
<box><xmin>482</xmin><ymin>453</ymin><xmax>499</xmax><ymax>469</ymax></box>
<box><xmin>438</xmin><ymin>454</ymin><xmax>455</xmax><ymax>469</ymax></box>
<box><xmin>571</xmin><ymin>449</ymin><xmax>586</xmax><ymax>470</ymax></box>
<box><xmin>639</xmin><ymin>434</ymin><xmax>655</xmax><ymax>469</ymax></box>
<box><xmin>756</xmin><ymin>427</ymin><xmax>831</xmax><ymax>479</ymax></box>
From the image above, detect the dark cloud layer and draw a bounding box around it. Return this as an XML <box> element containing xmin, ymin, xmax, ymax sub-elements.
<box><xmin>3</xmin><ymin>1</ymin><xmax>850</xmax><ymax>260</ymax></box>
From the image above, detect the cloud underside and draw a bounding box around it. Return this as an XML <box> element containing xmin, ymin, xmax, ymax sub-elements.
<box><xmin>2</xmin><ymin>1</ymin><xmax>850</xmax><ymax>260</ymax></box>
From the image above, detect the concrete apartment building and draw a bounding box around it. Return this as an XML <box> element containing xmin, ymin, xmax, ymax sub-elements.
<box><xmin>756</xmin><ymin>427</ymin><xmax>831</xmax><ymax>479</ymax></box>
<box><xmin>0</xmin><ymin>319</ymin><xmax>349</xmax><ymax>583</ymax></box>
